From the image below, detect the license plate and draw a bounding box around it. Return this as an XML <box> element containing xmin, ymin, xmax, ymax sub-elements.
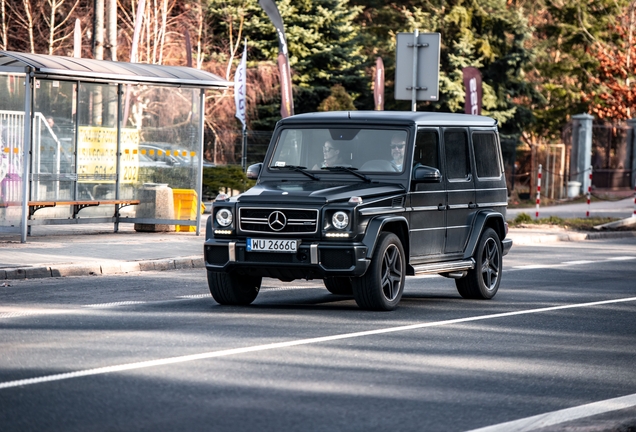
<box><xmin>247</xmin><ymin>238</ymin><xmax>299</xmax><ymax>253</ymax></box>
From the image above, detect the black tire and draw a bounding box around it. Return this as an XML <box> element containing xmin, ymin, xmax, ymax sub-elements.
<box><xmin>323</xmin><ymin>277</ymin><xmax>353</xmax><ymax>295</ymax></box>
<box><xmin>207</xmin><ymin>270</ymin><xmax>262</xmax><ymax>305</ymax></box>
<box><xmin>352</xmin><ymin>232</ymin><xmax>405</xmax><ymax>311</ymax></box>
<box><xmin>456</xmin><ymin>228</ymin><xmax>502</xmax><ymax>299</ymax></box>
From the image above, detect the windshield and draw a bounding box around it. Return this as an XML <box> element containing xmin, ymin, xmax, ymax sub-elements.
<box><xmin>268</xmin><ymin>128</ymin><xmax>408</xmax><ymax>173</ymax></box>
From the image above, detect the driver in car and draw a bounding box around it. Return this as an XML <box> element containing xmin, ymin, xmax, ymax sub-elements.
<box><xmin>313</xmin><ymin>140</ymin><xmax>343</xmax><ymax>169</ymax></box>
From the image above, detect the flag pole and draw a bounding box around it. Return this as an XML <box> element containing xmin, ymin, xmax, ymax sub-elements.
<box><xmin>234</xmin><ymin>39</ymin><xmax>248</xmax><ymax>170</ymax></box>
<box><xmin>242</xmin><ymin>128</ymin><xmax>247</xmax><ymax>171</ymax></box>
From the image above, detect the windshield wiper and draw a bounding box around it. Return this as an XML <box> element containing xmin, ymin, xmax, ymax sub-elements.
<box><xmin>271</xmin><ymin>165</ymin><xmax>320</xmax><ymax>180</ymax></box>
<box><xmin>321</xmin><ymin>166</ymin><xmax>372</xmax><ymax>183</ymax></box>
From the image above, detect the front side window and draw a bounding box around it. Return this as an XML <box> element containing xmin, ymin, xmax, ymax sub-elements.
<box><xmin>268</xmin><ymin>128</ymin><xmax>408</xmax><ymax>173</ymax></box>
<box><xmin>414</xmin><ymin>129</ymin><xmax>439</xmax><ymax>169</ymax></box>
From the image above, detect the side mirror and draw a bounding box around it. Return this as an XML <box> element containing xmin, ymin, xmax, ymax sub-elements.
<box><xmin>246</xmin><ymin>163</ymin><xmax>262</xmax><ymax>180</ymax></box>
<box><xmin>413</xmin><ymin>165</ymin><xmax>442</xmax><ymax>183</ymax></box>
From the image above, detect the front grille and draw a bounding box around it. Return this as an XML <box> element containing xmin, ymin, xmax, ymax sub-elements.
<box><xmin>239</xmin><ymin>207</ymin><xmax>318</xmax><ymax>234</ymax></box>
<box><xmin>320</xmin><ymin>249</ymin><xmax>355</xmax><ymax>269</ymax></box>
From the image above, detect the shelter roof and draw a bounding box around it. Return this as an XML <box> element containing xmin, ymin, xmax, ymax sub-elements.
<box><xmin>0</xmin><ymin>51</ymin><xmax>232</xmax><ymax>88</ymax></box>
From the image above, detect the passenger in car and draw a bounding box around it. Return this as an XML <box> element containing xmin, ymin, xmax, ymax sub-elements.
<box><xmin>313</xmin><ymin>140</ymin><xmax>344</xmax><ymax>169</ymax></box>
<box><xmin>389</xmin><ymin>134</ymin><xmax>406</xmax><ymax>171</ymax></box>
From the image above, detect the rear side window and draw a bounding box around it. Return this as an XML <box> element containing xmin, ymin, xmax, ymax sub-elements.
<box><xmin>472</xmin><ymin>132</ymin><xmax>501</xmax><ymax>178</ymax></box>
<box><xmin>444</xmin><ymin>129</ymin><xmax>470</xmax><ymax>180</ymax></box>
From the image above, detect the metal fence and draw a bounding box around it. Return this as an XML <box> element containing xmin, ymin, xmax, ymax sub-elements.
<box><xmin>562</xmin><ymin>121</ymin><xmax>634</xmax><ymax>189</ymax></box>
<box><xmin>207</xmin><ymin>129</ymin><xmax>273</xmax><ymax>166</ymax></box>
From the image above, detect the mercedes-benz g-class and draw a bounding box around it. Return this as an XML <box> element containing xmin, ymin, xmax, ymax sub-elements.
<box><xmin>204</xmin><ymin>111</ymin><xmax>512</xmax><ymax>310</ymax></box>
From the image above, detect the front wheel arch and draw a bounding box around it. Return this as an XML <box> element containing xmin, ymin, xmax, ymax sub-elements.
<box><xmin>353</xmin><ymin>232</ymin><xmax>406</xmax><ymax>311</ymax></box>
<box><xmin>361</xmin><ymin>216</ymin><xmax>409</xmax><ymax>261</ymax></box>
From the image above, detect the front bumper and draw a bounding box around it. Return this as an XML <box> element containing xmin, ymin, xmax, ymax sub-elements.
<box><xmin>502</xmin><ymin>238</ymin><xmax>513</xmax><ymax>256</ymax></box>
<box><xmin>204</xmin><ymin>239</ymin><xmax>370</xmax><ymax>280</ymax></box>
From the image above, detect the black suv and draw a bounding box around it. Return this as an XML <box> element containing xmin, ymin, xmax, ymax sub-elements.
<box><xmin>204</xmin><ymin>111</ymin><xmax>512</xmax><ymax>310</ymax></box>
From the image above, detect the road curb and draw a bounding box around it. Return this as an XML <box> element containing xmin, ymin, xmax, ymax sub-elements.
<box><xmin>1</xmin><ymin>231</ymin><xmax>634</xmax><ymax>279</ymax></box>
<box><xmin>0</xmin><ymin>255</ymin><xmax>205</xmax><ymax>280</ymax></box>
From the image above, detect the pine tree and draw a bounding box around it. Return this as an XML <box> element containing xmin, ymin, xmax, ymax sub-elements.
<box><xmin>205</xmin><ymin>0</ymin><xmax>367</xmax><ymax>129</ymax></box>
<box><xmin>317</xmin><ymin>84</ymin><xmax>357</xmax><ymax>111</ymax></box>
<box><xmin>351</xmin><ymin>0</ymin><xmax>539</xmax><ymax>142</ymax></box>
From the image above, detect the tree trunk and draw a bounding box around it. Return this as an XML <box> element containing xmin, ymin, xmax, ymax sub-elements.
<box><xmin>48</xmin><ymin>0</ymin><xmax>58</xmax><ymax>55</ymax></box>
<box><xmin>1</xmin><ymin>0</ymin><xmax>7</xmax><ymax>50</ymax></box>
<box><xmin>93</xmin><ymin>0</ymin><xmax>104</xmax><ymax>60</ymax></box>
<box><xmin>22</xmin><ymin>0</ymin><xmax>35</xmax><ymax>53</ymax></box>
<box><xmin>158</xmin><ymin>0</ymin><xmax>167</xmax><ymax>65</ymax></box>
<box><xmin>106</xmin><ymin>0</ymin><xmax>117</xmax><ymax>61</ymax></box>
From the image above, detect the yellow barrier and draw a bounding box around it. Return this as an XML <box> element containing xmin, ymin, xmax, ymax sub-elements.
<box><xmin>172</xmin><ymin>188</ymin><xmax>203</xmax><ymax>232</ymax></box>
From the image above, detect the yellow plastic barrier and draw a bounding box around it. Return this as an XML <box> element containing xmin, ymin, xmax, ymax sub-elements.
<box><xmin>172</xmin><ymin>188</ymin><xmax>203</xmax><ymax>232</ymax></box>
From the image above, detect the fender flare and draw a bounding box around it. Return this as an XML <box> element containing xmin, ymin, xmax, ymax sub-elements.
<box><xmin>463</xmin><ymin>210</ymin><xmax>506</xmax><ymax>260</ymax></box>
<box><xmin>362</xmin><ymin>215</ymin><xmax>409</xmax><ymax>260</ymax></box>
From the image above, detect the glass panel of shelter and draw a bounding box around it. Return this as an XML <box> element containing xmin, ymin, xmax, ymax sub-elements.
<box><xmin>0</xmin><ymin>74</ymin><xmax>26</xmax><ymax>229</ymax></box>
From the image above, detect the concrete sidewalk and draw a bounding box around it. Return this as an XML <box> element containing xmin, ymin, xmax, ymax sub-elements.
<box><xmin>507</xmin><ymin>197</ymin><xmax>635</xmax><ymax>220</ymax></box>
<box><xmin>0</xmin><ymin>219</ymin><xmax>634</xmax><ymax>280</ymax></box>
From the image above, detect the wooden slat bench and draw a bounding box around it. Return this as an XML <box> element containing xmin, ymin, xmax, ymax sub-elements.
<box><xmin>27</xmin><ymin>199</ymin><xmax>140</xmax><ymax>219</ymax></box>
<box><xmin>0</xmin><ymin>199</ymin><xmax>140</xmax><ymax>235</ymax></box>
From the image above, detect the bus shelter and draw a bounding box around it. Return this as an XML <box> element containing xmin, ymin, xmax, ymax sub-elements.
<box><xmin>0</xmin><ymin>51</ymin><xmax>231</xmax><ymax>242</ymax></box>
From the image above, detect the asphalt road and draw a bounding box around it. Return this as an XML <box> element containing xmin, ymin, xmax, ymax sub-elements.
<box><xmin>1</xmin><ymin>237</ymin><xmax>636</xmax><ymax>432</ymax></box>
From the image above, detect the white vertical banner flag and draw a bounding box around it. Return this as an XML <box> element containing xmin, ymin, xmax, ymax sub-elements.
<box><xmin>234</xmin><ymin>42</ymin><xmax>247</xmax><ymax>130</ymax></box>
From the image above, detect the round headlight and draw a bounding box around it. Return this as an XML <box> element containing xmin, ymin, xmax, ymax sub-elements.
<box><xmin>216</xmin><ymin>208</ymin><xmax>233</xmax><ymax>227</ymax></box>
<box><xmin>332</xmin><ymin>211</ymin><xmax>349</xmax><ymax>230</ymax></box>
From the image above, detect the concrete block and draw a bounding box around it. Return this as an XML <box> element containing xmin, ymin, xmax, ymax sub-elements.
<box><xmin>174</xmin><ymin>258</ymin><xmax>193</xmax><ymax>269</ymax></box>
<box><xmin>192</xmin><ymin>257</ymin><xmax>205</xmax><ymax>268</ymax></box>
<box><xmin>100</xmin><ymin>263</ymin><xmax>122</xmax><ymax>274</ymax></box>
<box><xmin>138</xmin><ymin>261</ymin><xmax>156</xmax><ymax>272</ymax></box>
<box><xmin>120</xmin><ymin>262</ymin><xmax>141</xmax><ymax>273</ymax></box>
<box><xmin>51</xmin><ymin>264</ymin><xmax>101</xmax><ymax>277</ymax></box>
<box><xmin>134</xmin><ymin>184</ymin><xmax>175</xmax><ymax>232</ymax></box>
<box><xmin>5</xmin><ymin>268</ymin><xmax>27</xmax><ymax>279</ymax></box>
<box><xmin>152</xmin><ymin>259</ymin><xmax>176</xmax><ymax>271</ymax></box>
<box><xmin>25</xmin><ymin>267</ymin><xmax>52</xmax><ymax>278</ymax></box>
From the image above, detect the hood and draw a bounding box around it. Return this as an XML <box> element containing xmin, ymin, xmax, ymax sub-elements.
<box><xmin>237</xmin><ymin>181</ymin><xmax>404</xmax><ymax>204</ymax></box>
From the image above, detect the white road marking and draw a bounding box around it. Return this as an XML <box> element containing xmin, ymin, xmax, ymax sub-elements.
<box><xmin>561</xmin><ymin>260</ymin><xmax>594</xmax><ymax>265</ymax></box>
<box><xmin>261</xmin><ymin>286</ymin><xmax>318</xmax><ymax>292</ymax></box>
<box><xmin>508</xmin><ymin>255</ymin><xmax>636</xmax><ymax>271</ymax></box>
<box><xmin>82</xmin><ymin>301</ymin><xmax>148</xmax><ymax>308</ymax></box>
<box><xmin>1</xmin><ymin>255</ymin><xmax>633</xmax><ymax>320</ymax></box>
<box><xmin>607</xmin><ymin>256</ymin><xmax>636</xmax><ymax>261</ymax></box>
<box><xmin>0</xmin><ymin>309</ymin><xmax>67</xmax><ymax>319</ymax></box>
<box><xmin>465</xmin><ymin>392</ymin><xmax>636</xmax><ymax>432</ymax></box>
<box><xmin>1</xmin><ymin>296</ymin><xmax>634</xmax><ymax>390</ymax></box>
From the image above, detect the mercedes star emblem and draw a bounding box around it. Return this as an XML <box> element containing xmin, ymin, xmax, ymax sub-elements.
<box><xmin>267</xmin><ymin>211</ymin><xmax>287</xmax><ymax>231</ymax></box>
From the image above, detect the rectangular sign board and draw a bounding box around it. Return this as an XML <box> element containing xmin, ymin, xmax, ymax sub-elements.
<box><xmin>77</xmin><ymin>126</ymin><xmax>139</xmax><ymax>183</ymax></box>
<box><xmin>395</xmin><ymin>32</ymin><xmax>441</xmax><ymax>101</ymax></box>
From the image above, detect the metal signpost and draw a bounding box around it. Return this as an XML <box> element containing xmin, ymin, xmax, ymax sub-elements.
<box><xmin>394</xmin><ymin>31</ymin><xmax>441</xmax><ymax>111</ymax></box>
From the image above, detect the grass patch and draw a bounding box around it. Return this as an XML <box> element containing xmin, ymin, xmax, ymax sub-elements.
<box><xmin>508</xmin><ymin>213</ymin><xmax>625</xmax><ymax>230</ymax></box>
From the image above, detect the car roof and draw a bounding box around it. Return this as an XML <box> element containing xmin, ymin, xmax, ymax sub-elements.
<box><xmin>279</xmin><ymin>111</ymin><xmax>497</xmax><ymax>128</ymax></box>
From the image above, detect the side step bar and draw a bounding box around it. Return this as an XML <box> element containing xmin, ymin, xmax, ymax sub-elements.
<box><xmin>411</xmin><ymin>259</ymin><xmax>475</xmax><ymax>276</ymax></box>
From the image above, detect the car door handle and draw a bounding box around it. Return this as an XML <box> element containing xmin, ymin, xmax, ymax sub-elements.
<box><xmin>437</xmin><ymin>204</ymin><xmax>446</xmax><ymax>211</ymax></box>
<box><xmin>468</xmin><ymin>202</ymin><xmax>477</xmax><ymax>209</ymax></box>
